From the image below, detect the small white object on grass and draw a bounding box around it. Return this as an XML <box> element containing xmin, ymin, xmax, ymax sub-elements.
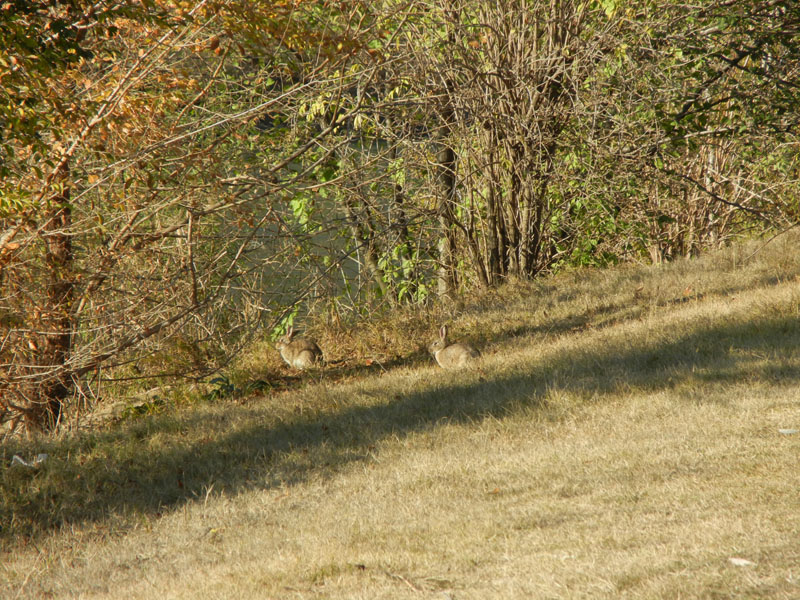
<box><xmin>10</xmin><ymin>453</ymin><xmax>48</xmax><ymax>468</ymax></box>
<box><xmin>728</xmin><ymin>557</ymin><xmax>757</xmax><ymax>567</ymax></box>
<box><xmin>778</xmin><ymin>428</ymin><xmax>798</xmax><ymax>435</ymax></box>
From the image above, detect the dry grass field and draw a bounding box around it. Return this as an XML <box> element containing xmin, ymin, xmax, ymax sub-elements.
<box><xmin>2</xmin><ymin>232</ymin><xmax>800</xmax><ymax>599</ymax></box>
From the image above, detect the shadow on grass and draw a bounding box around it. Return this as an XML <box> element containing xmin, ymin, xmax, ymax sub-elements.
<box><xmin>2</xmin><ymin>309</ymin><xmax>799</xmax><ymax>545</ymax></box>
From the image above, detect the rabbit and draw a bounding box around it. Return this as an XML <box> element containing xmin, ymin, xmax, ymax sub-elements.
<box><xmin>428</xmin><ymin>325</ymin><xmax>480</xmax><ymax>369</ymax></box>
<box><xmin>275</xmin><ymin>326</ymin><xmax>323</xmax><ymax>370</ymax></box>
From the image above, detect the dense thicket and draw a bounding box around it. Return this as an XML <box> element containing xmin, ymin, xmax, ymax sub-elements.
<box><xmin>1</xmin><ymin>0</ymin><xmax>798</xmax><ymax>431</ymax></box>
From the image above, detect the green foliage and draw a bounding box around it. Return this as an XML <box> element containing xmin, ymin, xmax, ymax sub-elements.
<box><xmin>289</xmin><ymin>192</ymin><xmax>315</xmax><ymax>229</ymax></box>
<box><xmin>377</xmin><ymin>242</ymin><xmax>430</xmax><ymax>304</ymax></box>
<box><xmin>203</xmin><ymin>376</ymin><xmax>238</xmax><ymax>401</ymax></box>
<box><xmin>120</xmin><ymin>397</ymin><xmax>167</xmax><ymax>420</ymax></box>
<box><xmin>0</xmin><ymin>189</ymin><xmax>33</xmax><ymax>218</ymax></box>
<box><xmin>596</xmin><ymin>0</ymin><xmax>620</xmax><ymax>18</ymax></box>
<box><xmin>272</xmin><ymin>307</ymin><xmax>300</xmax><ymax>342</ymax></box>
<box><xmin>202</xmin><ymin>376</ymin><xmax>271</xmax><ymax>401</ymax></box>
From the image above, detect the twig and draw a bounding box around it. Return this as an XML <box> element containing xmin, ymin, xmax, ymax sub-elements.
<box><xmin>743</xmin><ymin>222</ymin><xmax>800</xmax><ymax>263</ymax></box>
<box><xmin>384</xmin><ymin>570</ymin><xmax>424</xmax><ymax>593</ymax></box>
<box><xmin>13</xmin><ymin>544</ymin><xmax>44</xmax><ymax>600</ymax></box>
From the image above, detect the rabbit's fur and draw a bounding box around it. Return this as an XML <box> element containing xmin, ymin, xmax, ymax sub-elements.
<box><xmin>428</xmin><ymin>325</ymin><xmax>480</xmax><ymax>369</ymax></box>
<box><xmin>275</xmin><ymin>326</ymin><xmax>323</xmax><ymax>370</ymax></box>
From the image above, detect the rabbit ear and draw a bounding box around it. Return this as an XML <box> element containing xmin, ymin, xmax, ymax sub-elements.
<box><xmin>286</xmin><ymin>325</ymin><xmax>294</xmax><ymax>339</ymax></box>
<box><xmin>440</xmin><ymin>325</ymin><xmax>447</xmax><ymax>339</ymax></box>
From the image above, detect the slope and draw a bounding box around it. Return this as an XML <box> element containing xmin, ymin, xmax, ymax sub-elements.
<box><xmin>2</xmin><ymin>232</ymin><xmax>800</xmax><ymax>599</ymax></box>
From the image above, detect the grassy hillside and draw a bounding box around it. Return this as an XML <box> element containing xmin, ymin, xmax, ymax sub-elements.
<box><xmin>2</xmin><ymin>231</ymin><xmax>800</xmax><ymax>599</ymax></box>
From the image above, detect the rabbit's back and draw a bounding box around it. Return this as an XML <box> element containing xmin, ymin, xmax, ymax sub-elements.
<box><xmin>434</xmin><ymin>342</ymin><xmax>480</xmax><ymax>369</ymax></box>
<box><xmin>277</xmin><ymin>337</ymin><xmax>323</xmax><ymax>369</ymax></box>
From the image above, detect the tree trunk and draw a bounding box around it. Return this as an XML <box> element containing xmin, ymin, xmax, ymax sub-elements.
<box><xmin>388</xmin><ymin>142</ymin><xmax>418</xmax><ymax>300</ymax></box>
<box><xmin>484</xmin><ymin>145</ymin><xmax>503</xmax><ymax>285</ymax></box>
<box><xmin>506</xmin><ymin>166</ymin><xmax>522</xmax><ymax>276</ymax></box>
<box><xmin>436</xmin><ymin>144</ymin><xmax>458</xmax><ymax>300</ymax></box>
<box><xmin>31</xmin><ymin>171</ymin><xmax>75</xmax><ymax>430</ymax></box>
<box><xmin>342</xmin><ymin>195</ymin><xmax>391</xmax><ymax>301</ymax></box>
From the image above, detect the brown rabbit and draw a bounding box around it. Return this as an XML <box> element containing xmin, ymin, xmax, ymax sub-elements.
<box><xmin>428</xmin><ymin>325</ymin><xmax>480</xmax><ymax>369</ymax></box>
<box><xmin>275</xmin><ymin>326</ymin><xmax>323</xmax><ymax>370</ymax></box>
